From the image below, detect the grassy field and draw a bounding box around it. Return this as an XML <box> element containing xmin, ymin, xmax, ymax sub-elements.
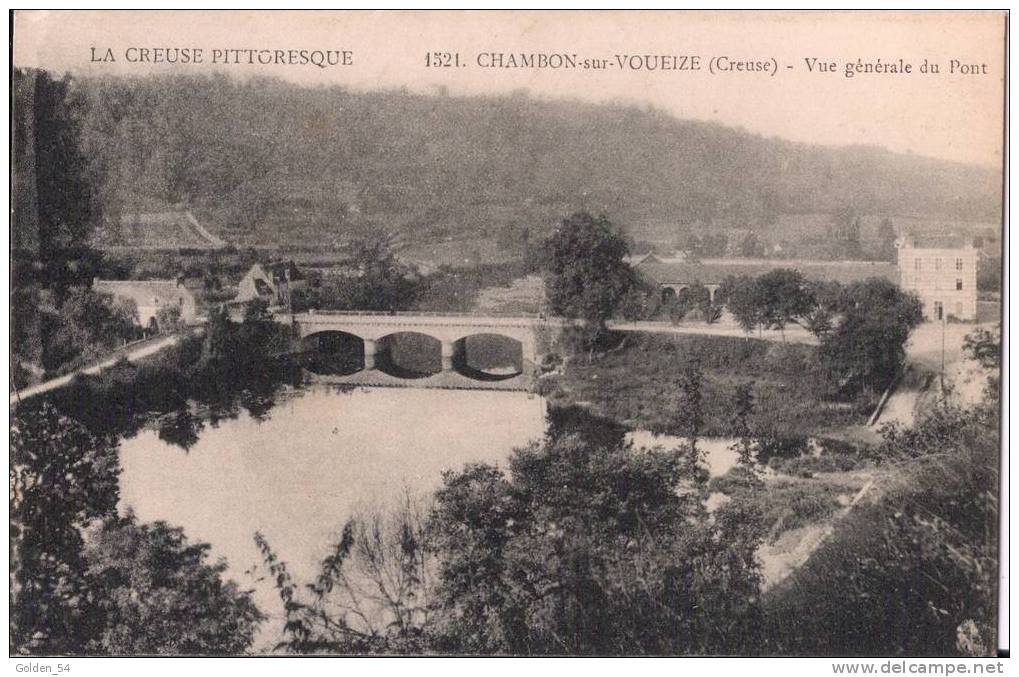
<box><xmin>542</xmin><ymin>332</ymin><xmax>876</xmax><ymax>439</ymax></box>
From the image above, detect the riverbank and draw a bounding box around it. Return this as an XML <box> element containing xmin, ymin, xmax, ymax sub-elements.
<box><xmin>9</xmin><ymin>328</ymin><xmax>201</xmax><ymax>407</ymax></box>
<box><xmin>541</xmin><ymin>331</ymin><xmax>876</xmax><ymax>440</ymax></box>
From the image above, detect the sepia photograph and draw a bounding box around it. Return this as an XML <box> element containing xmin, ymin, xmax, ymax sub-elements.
<box><xmin>7</xmin><ymin>9</ymin><xmax>1007</xmax><ymax>663</ymax></box>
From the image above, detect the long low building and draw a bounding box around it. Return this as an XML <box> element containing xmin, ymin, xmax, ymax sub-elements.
<box><xmin>633</xmin><ymin>237</ymin><xmax>979</xmax><ymax>322</ymax></box>
<box><xmin>634</xmin><ymin>255</ymin><xmax>900</xmax><ymax>303</ymax></box>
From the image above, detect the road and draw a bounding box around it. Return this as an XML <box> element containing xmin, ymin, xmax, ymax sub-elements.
<box><xmin>609</xmin><ymin>319</ymin><xmax>818</xmax><ymax>345</ymax></box>
<box><xmin>873</xmin><ymin>320</ymin><xmax>998</xmax><ymax>427</ymax></box>
<box><xmin>10</xmin><ymin>333</ymin><xmax>187</xmax><ymax>407</ymax></box>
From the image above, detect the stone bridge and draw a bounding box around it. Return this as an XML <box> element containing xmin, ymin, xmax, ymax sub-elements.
<box><xmin>274</xmin><ymin>310</ymin><xmax>559</xmax><ymax>389</ymax></box>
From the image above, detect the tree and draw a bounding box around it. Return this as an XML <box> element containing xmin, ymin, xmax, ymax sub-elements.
<box><xmin>976</xmin><ymin>256</ymin><xmax>1001</xmax><ymax>292</ymax></box>
<box><xmin>11</xmin><ymin>402</ymin><xmax>120</xmax><ymax>654</ymax></box>
<box><xmin>427</xmin><ymin>426</ymin><xmax>760</xmax><ymax>655</ymax></box>
<box><xmin>803</xmin><ymin>280</ymin><xmax>848</xmax><ymax>339</ymax></box>
<box><xmin>200</xmin><ymin>306</ymin><xmax>234</xmax><ymax>368</ymax></box>
<box><xmin>542</xmin><ymin>211</ymin><xmax>634</xmax><ymax>333</ymax></box>
<box><xmin>876</xmin><ymin>217</ymin><xmax>898</xmax><ymax>262</ymax></box>
<box><xmin>677</xmin><ymin>359</ymin><xmax>705</xmax><ymax>456</ymax></box>
<box><xmin>15</xmin><ymin>69</ymin><xmax>98</xmax><ymax>254</ymax></box>
<box><xmin>316</xmin><ymin>235</ymin><xmax>423</xmax><ymax>312</ymax></box>
<box><xmin>721</xmin><ymin>275</ymin><xmax>762</xmax><ymax>336</ymax></box>
<box><xmin>830</xmin><ymin>205</ymin><xmax>862</xmax><ymax>259</ymax></box>
<box><xmin>963</xmin><ymin>326</ymin><xmax>1000</xmax><ymax>370</ymax></box>
<box><xmin>755</xmin><ymin>268</ymin><xmax>814</xmax><ymax>340</ymax></box>
<box><xmin>156</xmin><ymin>304</ymin><xmax>184</xmax><ymax>333</ymax></box>
<box><xmin>257</xmin><ymin>496</ymin><xmax>435</xmax><ymax>654</ymax></box>
<box><xmin>12</xmin><ymin>404</ymin><xmax>264</xmax><ymax>656</ymax></box>
<box><xmin>963</xmin><ymin>325</ymin><xmax>1001</xmax><ymax>402</ymax></box>
<box><xmin>82</xmin><ymin>514</ymin><xmax>263</xmax><ymax>655</ymax></box>
<box><xmin>818</xmin><ymin>278</ymin><xmax>923</xmax><ymax>396</ymax></box>
<box><xmin>42</xmin><ymin>287</ymin><xmax>138</xmax><ymax>370</ymax></box>
<box><xmin>681</xmin><ymin>282</ymin><xmax>711</xmax><ymax>316</ymax></box>
<box><xmin>618</xmin><ymin>283</ymin><xmax>653</xmax><ymax>322</ymax></box>
<box><xmin>729</xmin><ymin>382</ymin><xmax>758</xmax><ymax>472</ymax></box>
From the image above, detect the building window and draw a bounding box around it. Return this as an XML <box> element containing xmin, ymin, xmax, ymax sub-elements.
<box><xmin>956</xmin><ymin>278</ymin><xmax>963</xmax><ymax>291</ymax></box>
<box><xmin>914</xmin><ymin>258</ymin><xmax>922</xmax><ymax>271</ymax></box>
<box><xmin>955</xmin><ymin>258</ymin><xmax>964</xmax><ymax>271</ymax></box>
<box><xmin>935</xmin><ymin>258</ymin><xmax>942</xmax><ymax>271</ymax></box>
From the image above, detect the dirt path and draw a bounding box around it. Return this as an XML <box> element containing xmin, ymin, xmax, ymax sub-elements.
<box><xmin>759</xmin><ymin>472</ymin><xmax>877</xmax><ymax>590</ymax></box>
<box><xmin>877</xmin><ymin>387</ymin><xmax>920</xmax><ymax>427</ymax></box>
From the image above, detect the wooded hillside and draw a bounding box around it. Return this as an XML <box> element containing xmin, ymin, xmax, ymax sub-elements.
<box><xmin>20</xmin><ymin>70</ymin><xmax>1003</xmax><ymax>253</ymax></box>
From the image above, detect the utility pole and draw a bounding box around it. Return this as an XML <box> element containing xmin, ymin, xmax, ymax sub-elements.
<box><xmin>940</xmin><ymin>315</ymin><xmax>946</xmax><ymax>392</ymax></box>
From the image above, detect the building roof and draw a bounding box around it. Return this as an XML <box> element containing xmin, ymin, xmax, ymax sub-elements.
<box><xmin>898</xmin><ymin>234</ymin><xmax>977</xmax><ymax>250</ymax></box>
<box><xmin>636</xmin><ymin>258</ymin><xmax>900</xmax><ymax>286</ymax></box>
<box><xmin>253</xmin><ymin>260</ymin><xmax>305</xmax><ymax>282</ymax></box>
<box><xmin>93</xmin><ymin>279</ymin><xmax>193</xmax><ymax>304</ymax></box>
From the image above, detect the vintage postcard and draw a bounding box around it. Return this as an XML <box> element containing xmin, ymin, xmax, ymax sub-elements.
<box><xmin>8</xmin><ymin>9</ymin><xmax>1006</xmax><ymax>662</ymax></box>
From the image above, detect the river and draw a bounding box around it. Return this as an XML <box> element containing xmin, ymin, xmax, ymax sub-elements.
<box><xmin>116</xmin><ymin>385</ymin><xmax>741</xmax><ymax>650</ymax></box>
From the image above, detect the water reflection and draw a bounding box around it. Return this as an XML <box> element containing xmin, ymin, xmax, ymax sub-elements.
<box><xmin>117</xmin><ymin>386</ymin><xmax>547</xmax><ymax>650</ymax></box>
<box><xmin>117</xmin><ymin>386</ymin><xmax>733</xmax><ymax>651</ymax></box>
<box><xmin>627</xmin><ymin>430</ymin><xmax>741</xmax><ymax>478</ymax></box>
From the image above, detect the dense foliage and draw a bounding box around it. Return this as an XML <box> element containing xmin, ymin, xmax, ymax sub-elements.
<box><xmin>39</xmin><ymin>310</ymin><xmax>297</xmax><ymax>445</ymax></box>
<box><xmin>765</xmin><ymin>402</ymin><xmax>999</xmax><ymax>656</ymax></box>
<box><xmin>542</xmin><ymin>211</ymin><xmax>635</xmax><ymax>331</ymax></box>
<box><xmin>712</xmin><ymin>270</ymin><xmax>923</xmax><ymax>395</ymax></box>
<box><xmin>817</xmin><ymin>278</ymin><xmax>924</xmax><ymax>395</ymax></box>
<box><xmin>55</xmin><ymin>73</ymin><xmax>999</xmax><ymax>251</ymax></box>
<box><xmin>11</xmin><ymin>404</ymin><xmax>120</xmax><ymax>654</ymax></box>
<box><xmin>11</xmin><ymin>69</ymin><xmax>142</xmax><ymax>385</ymax></box>
<box><xmin>294</xmin><ymin>237</ymin><xmax>424</xmax><ymax>312</ymax></box>
<box><xmin>11</xmin><ymin>404</ymin><xmax>261</xmax><ymax>655</ymax></box>
<box><xmin>82</xmin><ymin>514</ymin><xmax>263</xmax><ymax>655</ymax></box>
<box><xmin>258</xmin><ymin>406</ymin><xmax>766</xmax><ymax>655</ymax></box>
<box><xmin>545</xmin><ymin>332</ymin><xmax>874</xmax><ymax>439</ymax></box>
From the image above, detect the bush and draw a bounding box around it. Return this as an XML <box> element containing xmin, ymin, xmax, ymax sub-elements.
<box><xmin>755</xmin><ymin>434</ymin><xmax>810</xmax><ymax>464</ymax></box>
<box><xmin>767</xmin><ymin>452</ymin><xmax>863</xmax><ymax>476</ymax></box>
<box><xmin>764</xmin><ymin>401</ymin><xmax>999</xmax><ymax>656</ymax></box>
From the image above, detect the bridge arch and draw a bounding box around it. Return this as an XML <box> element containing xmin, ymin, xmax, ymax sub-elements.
<box><xmin>300</xmin><ymin>330</ymin><xmax>367</xmax><ymax>376</ymax></box>
<box><xmin>285</xmin><ymin>312</ymin><xmax>545</xmax><ymax>385</ymax></box>
<box><xmin>452</xmin><ymin>333</ymin><xmax>524</xmax><ymax>381</ymax></box>
<box><xmin>375</xmin><ymin>331</ymin><xmax>443</xmax><ymax>379</ymax></box>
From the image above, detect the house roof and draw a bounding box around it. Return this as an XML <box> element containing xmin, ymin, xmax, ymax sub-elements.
<box><xmin>93</xmin><ymin>279</ymin><xmax>193</xmax><ymax>304</ymax></box>
<box><xmin>636</xmin><ymin>258</ymin><xmax>900</xmax><ymax>286</ymax></box>
<box><xmin>899</xmin><ymin>235</ymin><xmax>976</xmax><ymax>250</ymax></box>
<box><xmin>255</xmin><ymin>260</ymin><xmax>305</xmax><ymax>282</ymax></box>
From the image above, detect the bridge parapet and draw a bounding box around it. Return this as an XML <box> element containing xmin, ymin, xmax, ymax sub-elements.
<box><xmin>278</xmin><ymin>311</ymin><xmax>569</xmax><ymax>365</ymax></box>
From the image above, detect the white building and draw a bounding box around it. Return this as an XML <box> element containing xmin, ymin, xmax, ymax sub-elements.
<box><xmin>92</xmin><ymin>278</ymin><xmax>199</xmax><ymax>331</ymax></box>
<box><xmin>896</xmin><ymin>237</ymin><xmax>977</xmax><ymax>321</ymax></box>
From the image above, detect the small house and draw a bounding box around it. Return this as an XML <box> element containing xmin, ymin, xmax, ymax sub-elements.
<box><xmin>236</xmin><ymin>261</ymin><xmax>307</xmax><ymax>308</ymax></box>
<box><xmin>92</xmin><ymin>278</ymin><xmax>199</xmax><ymax>332</ymax></box>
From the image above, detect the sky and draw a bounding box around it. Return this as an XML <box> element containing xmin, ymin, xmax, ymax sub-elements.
<box><xmin>13</xmin><ymin>10</ymin><xmax>1007</xmax><ymax>168</ymax></box>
